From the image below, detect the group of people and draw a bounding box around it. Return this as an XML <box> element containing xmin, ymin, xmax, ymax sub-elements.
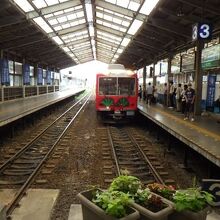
<box><xmin>138</xmin><ymin>82</ymin><xmax>196</xmax><ymax>122</ymax></box>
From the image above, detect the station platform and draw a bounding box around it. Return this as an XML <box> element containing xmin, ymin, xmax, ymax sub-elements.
<box><xmin>0</xmin><ymin>89</ymin><xmax>85</xmax><ymax>127</ymax></box>
<box><xmin>138</xmin><ymin>101</ymin><xmax>220</xmax><ymax>168</ymax></box>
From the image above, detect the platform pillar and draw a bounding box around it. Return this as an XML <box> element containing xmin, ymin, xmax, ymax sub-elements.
<box><xmin>194</xmin><ymin>41</ymin><xmax>204</xmax><ymax>115</ymax></box>
<box><xmin>167</xmin><ymin>55</ymin><xmax>172</xmax><ymax>106</ymax></box>
<box><xmin>153</xmin><ymin>63</ymin><xmax>156</xmax><ymax>87</ymax></box>
<box><xmin>143</xmin><ymin>65</ymin><xmax>146</xmax><ymax>100</ymax></box>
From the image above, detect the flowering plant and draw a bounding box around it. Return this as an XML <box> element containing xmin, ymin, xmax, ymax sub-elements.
<box><xmin>147</xmin><ymin>183</ymin><xmax>176</xmax><ymax>201</ymax></box>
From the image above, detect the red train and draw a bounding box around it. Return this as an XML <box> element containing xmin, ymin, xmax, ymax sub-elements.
<box><xmin>95</xmin><ymin>64</ymin><xmax>138</xmax><ymax>120</ymax></box>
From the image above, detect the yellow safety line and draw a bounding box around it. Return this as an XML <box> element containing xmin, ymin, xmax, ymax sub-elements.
<box><xmin>141</xmin><ymin>104</ymin><xmax>220</xmax><ymax>142</ymax></box>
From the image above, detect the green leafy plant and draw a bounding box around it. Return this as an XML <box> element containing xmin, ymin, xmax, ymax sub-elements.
<box><xmin>109</xmin><ymin>175</ymin><xmax>142</xmax><ymax>194</ymax></box>
<box><xmin>92</xmin><ymin>190</ymin><xmax>133</xmax><ymax>218</ymax></box>
<box><xmin>173</xmin><ymin>188</ymin><xmax>214</xmax><ymax>212</ymax></box>
<box><xmin>133</xmin><ymin>188</ymin><xmax>151</xmax><ymax>204</ymax></box>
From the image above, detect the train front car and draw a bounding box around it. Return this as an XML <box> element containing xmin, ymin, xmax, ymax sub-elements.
<box><xmin>96</xmin><ymin>64</ymin><xmax>138</xmax><ymax>121</ymax></box>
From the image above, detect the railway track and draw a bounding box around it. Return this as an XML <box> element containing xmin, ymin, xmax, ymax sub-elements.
<box><xmin>0</xmin><ymin>92</ymin><xmax>91</xmax><ymax>216</ymax></box>
<box><xmin>103</xmin><ymin>125</ymin><xmax>175</xmax><ymax>187</ymax></box>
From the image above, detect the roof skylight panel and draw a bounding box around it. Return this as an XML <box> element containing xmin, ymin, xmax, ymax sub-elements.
<box><xmin>79</xmin><ymin>19</ymin><xmax>86</xmax><ymax>24</ymax></box>
<box><xmin>49</xmin><ymin>19</ymin><xmax>58</xmax><ymax>25</ymax></box>
<box><xmin>113</xmin><ymin>17</ymin><xmax>122</xmax><ymax>25</ymax></box>
<box><xmin>52</xmin><ymin>36</ymin><xmax>63</xmax><ymax>45</ymax></box>
<box><xmin>121</xmin><ymin>37</ymin><xmax>131</xmax><ymax>47</ymax></box>
<box><xmin>33</xmin><ymin>17</ymin><xmax>53</xmax><ymax>33</ymax></box>
<box><xmin>127</xmin><ymin>19</ymin><xmax>143</xmax><ymax>35</ymax></box>
<box><xmin>122</xmin><ymin>20</ymin><xmax>130</xmax><ymax>27</ymax></box>
<box><xmin>57</xmin><ymin>16</ymin><xmax>67</xmax><ymax>23</ymax></box>
<box><xmin>45</xmin><ymin>0</ymin><xmax>59</xmax><ymax>6</ymax></box>
<box><xmin>54</xmin><ymin>10</ymin><xmax>64</xmax><ymax>16</ymax></box>
<box><xmin>117</xmin><ymin>0</ymin><xmax>129</xmax><ymax>8</ymax></box>
<box><xmin>62</xmin><ymin>23</ymin><xmax>70</xmax><ymax>29</ymax></box>
<box><xmin>103</xmin><ymin>14</ymin><xmax>113</xmax><ymax>21</ymax></box>
<box><xmin>140</xmin><ymin>0</ymin><xmax>160</xmax><ymax>15</ymax></box>
<box><xmin>128</xmin><ymin>1</ymin><xmax>140</xmax><ymax>11</ymax></box>
<box><xmin>14</xmin><ymin>0</ymin><xmax>34</xmax><ymax>12</ymax></box>
<box><xmin>33</xmin><ymin>0</ymin><xmax>47</xmax><ymax>9</ymax></box>
<box><xmin>54</xmin><ymin>25</ymin><xmax>62</xmax><ymax>31</ymax></box>
<box><xmin>64</xmin><ymin>8</ymin><xmax>74</xmax><ymax>13</ymax></box>
<box><xmin>105</xmin><ymin>0</ymin><xmax>116</xmax><ymax>4</ymax></box>
<box><xmin>96</xmin><ymin>12</ymin><xmax>103</xmax><ymax>19</ymax></box>
<box><xmin>44</xmin><ymin>14</ymin><xmax>53</xmax><ymax>18</ymax></box>
<box><xmin>76</xmin><ymin>11</ymin><xmax>84</xmax><ymax>18</ymax></box>
<box><xmin>67</xmin><ymin>14</ymin><xmax>76</xmax><ymax>20</ymax></box>
<box><xmin>59</xmin><ymin>0</ymin><xmax>69</xmax><ymax>2</ymax></box>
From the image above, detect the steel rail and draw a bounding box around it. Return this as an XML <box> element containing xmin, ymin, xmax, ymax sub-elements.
<box><xmin>125</xmin><ymin>129</ymin><xmax>165</xmax><ymax>185</ymax></box>
<box><xmin>6</xmin><ymin>93</ymin><xmax>91</xmax><ymax>216</ymax></box>
<box><xmin>0</xmin><ymin>93</ymin><xmax>88</xmax><ymax>174</ymax></box>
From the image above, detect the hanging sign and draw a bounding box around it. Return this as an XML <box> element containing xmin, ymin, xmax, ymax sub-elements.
<box><xmin>206</xmin><ymin>75</ymin><xmax>216</xmax><ymax>109</ymax></box>
<box><xmin>192</xmin><ymin>23</ymin><xmax>212</xmax><ymax>41</ymax></box>
<box><xmin>46</xmin><ymin>70</ymin><xmax>51</xmax><ymax>85</ymax></box>
<box><xmin>202</xmin><ymin>179</ymin><xmax>220</xmax><ymax>206</ymax></box>
<box><xmin>37</xmin><ymin>68</ymin><xmax>43</xmax><ymax>85</ymax></box>
<box><xmin>23</xmin><ymin>63</ymin><xmax>30</xmax><ymax>85</ymax></box>
<box><xmin>0</xmin><ymin>58</ymin><xmax>10</xmax><ymax>85</ymax></box>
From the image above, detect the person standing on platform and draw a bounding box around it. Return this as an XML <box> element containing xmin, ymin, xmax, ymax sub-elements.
<box><xmin>163</xmin><ymin>83</ymin><xmax>168</xmax><ymax>106</ymax></box>
<box><xmin>176</xmin><ymin>83</ymin><xmax>182</xmax><ymax>112</ymax></box>
<box><xmin>146</xmin><ymin>82</ymin><xmax>153</xmax><ymax>105</ymax></box>
<box><xmin>138</xmin><ymin>85</ymin><xmax>142</xmax><ymax>100</ymax></box>
<box><xmin>169</xmin><ymin>81</ymin><xmax>174</xmax><ymax>108</ymax></box>
<box><xmin>184</xmin><ymin>83</ymin><xmax>196</xmax><ymax>121</ymax></box>
<box><xmin>181</xmin><ymin>84</ymin><xmax>187</xmax><ymax>115</ymax></box>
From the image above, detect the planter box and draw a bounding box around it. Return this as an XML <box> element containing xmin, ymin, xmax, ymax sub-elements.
<box><xmin>132</xmin><ymin>193</ymin><xmax>174</xmax><ymax>220</ymax></box>
<box><xmin>168</xmin><ymin>206</ymin><xmax>210</xmax><ymax>220</ymax></box>
<box><xmin>77</xmin><ymin>189</ymin><xmax>140</xmax><ymax>220</ymax></box>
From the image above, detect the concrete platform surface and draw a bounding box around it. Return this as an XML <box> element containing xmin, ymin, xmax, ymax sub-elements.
<box><xmin>8</xmin><ymin>189</ymin><xmax>59</xmax><ymax>220</ymax></box>
<box><xmin>68</xmin><ymin>204</ymin><xmax>83</xmax><ymax>220</ymax></box>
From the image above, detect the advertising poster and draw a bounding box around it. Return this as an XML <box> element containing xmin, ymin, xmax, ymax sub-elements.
<box><xmin>46</xmin><ymin>70</ymin><xmax>51</xmax><ymax>85</ymax></box>
<box><xmin>206</xmin><ymin>75</ymin><xmax>216</xmax><ymax>110</ymax></box>
<box><xmin>23</xmin><ymin>63</ymin><xmax>30</xmax><ymax>85</ymax></box>
<box><xmin>0</xmin><ymin>58</ymin><xmax>10</xmax><ymax>85</ymax></box>
<box><xmin>37</xmin><ymin>68</ymin><xmax>43</xmax><ymax>85</ymax></box>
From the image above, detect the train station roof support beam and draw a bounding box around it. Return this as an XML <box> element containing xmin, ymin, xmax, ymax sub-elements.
<box><xmin>177</xmin><ymin>0</ymin><xmax>220</xmax><ymax>15</ymax></box>
<box><xmin>26</xmin><ymin>0</ymin><xmax>81</xmax><ymax>19</ymax></box>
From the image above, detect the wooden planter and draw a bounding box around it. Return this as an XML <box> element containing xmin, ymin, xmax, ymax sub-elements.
<box><xmin>77</xmin><ymin>189</ymin><xmax>140</xmax><ymax>220</ymax></box>
<box><xmin>132</xmin><ymin>193</ymin><xmax>174</xmax><ymax>220</ymax></box>
<box><xmin>168</xmin><ymin>206</ymin><xmax>210</xmax><ymax>220</ymax></box>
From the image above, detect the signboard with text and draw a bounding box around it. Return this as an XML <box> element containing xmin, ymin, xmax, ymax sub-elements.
<box><xmin>206</xmin><ymin>75</ymin><xmax>216</xmax><ymax>110</ymax></box>
<box><xmin>23</xmin><ymin>63</ymin><xmax>30</xmax><ymax>85</ymax></box>
<box><xmin>0</xmin><ymin>59</ymin><xmax>10</xmax><ymax>85</ymax></box>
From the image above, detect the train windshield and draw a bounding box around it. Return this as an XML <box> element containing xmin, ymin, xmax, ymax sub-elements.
<box><xmin>99</xmin><ymin>77</ymin><xmax>135</xmax><ymax>96</ymax></box>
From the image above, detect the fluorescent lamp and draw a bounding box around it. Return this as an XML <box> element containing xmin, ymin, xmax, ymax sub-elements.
<box><xmin>14</xmin><ymin>0</ymin><xmax>34</xmax><ymax>12</ymax></box>
<box><xmin>140</xmin><ymin>0</ymin><xmax>160</xmax><ymax>15</ymax></box>
<box><xmin>128</xmin><ymin>19</ymin><xmax>143</xmax><ymax>35</ymax></box>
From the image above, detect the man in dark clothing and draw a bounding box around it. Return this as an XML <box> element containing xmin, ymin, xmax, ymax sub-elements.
<box><xmin>184</xmin><ymin>83</ymin><xmax>195</xmax><ymax>121</ymax></box>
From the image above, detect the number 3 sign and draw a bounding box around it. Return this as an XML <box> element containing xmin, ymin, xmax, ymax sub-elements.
<box><xmin>192</xmin><ymin>23</ymin><xmax>212</xmax><ymax>41</ymax></box>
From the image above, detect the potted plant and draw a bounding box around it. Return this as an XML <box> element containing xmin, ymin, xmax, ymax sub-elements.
<box><xmin>109</xmin><ymin>175</ymin><xmax>173</xmax><ymax>220</ymax></box>
<box><xmin>168</xmin><ymin>187</ymin><xmax>214</xmax><ymax>220</ymax></box>
<box><xmin>76</xmin><ymin>188</ymin><xmax>140</xmax><ymax>220</ymax></box>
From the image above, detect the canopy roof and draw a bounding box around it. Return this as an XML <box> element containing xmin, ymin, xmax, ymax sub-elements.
<box><xmin>1</xmin><ymin>0</ymin><xmax>220</xmax><ymax>69</ymax></box>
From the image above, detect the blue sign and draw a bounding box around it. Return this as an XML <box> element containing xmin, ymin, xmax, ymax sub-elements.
<box><xmin>37</xmin><ymin>68</ymin><xmax>43</xmax><ymax>85</ymax></box>
<box><xmin>46</xmin><ymin>70</ymin><xmax>51</xmax><ymax>85</ymax></box>
<box><xmin>206</xmin><ymin>75</ymin><xmax>216</xmax><ymax>108</ymax></box>
<box><xmin>0</xmin><ymin>59</ymin><xmax>10</xmax><ymax>85</ymax></box>
<box><xmin>23</xmin><ymin>64</ymin><xmax>30</xmax><ymax>85</ymax></box>
<box><xmin>192</xmin><ymin>23</ymin><xmax>212</xmax><ymax>41</ymax></box>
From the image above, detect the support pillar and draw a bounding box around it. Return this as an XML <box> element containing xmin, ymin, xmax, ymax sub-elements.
<box><xmin>143</xmin><ymin>65</ymin><xmax>146</xmax><ymax>100</ymax></box>
<box><xmin>167</xmin><ymin>55</ymin><xmax>172</xmax><ymax>106</ymax></box>
<box><xmin>194</xmin><ymin>41</ymin><xmax>204</xmax><ymax>115</ymax></box>
<box><xmin>153</xmin><ymin>63</ymin><xmax>156</xmax><ymax>87</ymax></box>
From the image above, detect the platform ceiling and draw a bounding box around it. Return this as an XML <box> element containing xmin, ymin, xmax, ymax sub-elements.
<box><xmin>1</xmin><ymin>0</ymin><xmax>220</xmax><ymax>70</ymax></box>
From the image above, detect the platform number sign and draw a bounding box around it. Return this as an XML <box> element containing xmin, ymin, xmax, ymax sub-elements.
<box><xmin>202</xmin><ymin>179</ymin><xmax>220</xmax><ymax>206</ymax></box>
<box><xmin>192</xmin><ymin>23</ymin><xmax>212</xmax><ymax>41</ymax></box>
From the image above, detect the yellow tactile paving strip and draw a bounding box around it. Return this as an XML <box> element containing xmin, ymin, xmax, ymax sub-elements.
<box><xmin>150</xmin><ymin>106</ymin><xmax>220</xmax><ymax>142</ymax></box>
<box><xmin>138</xmin><ymin>103</ymin><xmax>220</xmax><ymax>166</ymax></box>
